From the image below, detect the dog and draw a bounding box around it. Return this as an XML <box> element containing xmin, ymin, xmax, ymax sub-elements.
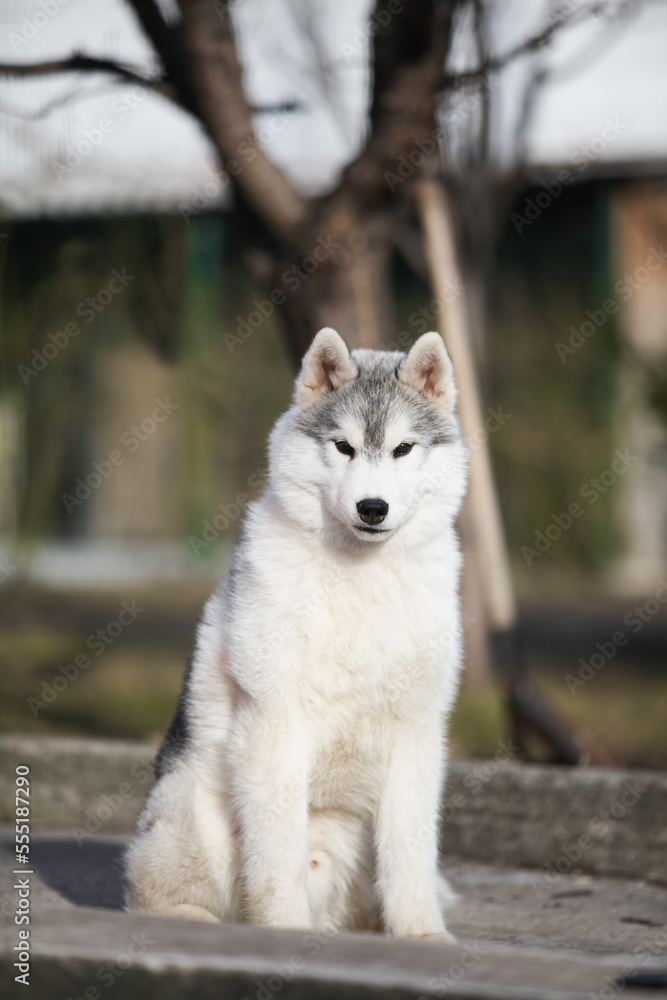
<box><xmin>126</xmin><ymin>327</ymin><xmax>467</xmax><ymax>937</ymax></box>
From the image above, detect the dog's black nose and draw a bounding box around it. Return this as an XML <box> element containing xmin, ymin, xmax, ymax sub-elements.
<box><xmin>356</xmin><ymin>498</ymin><xmax>389</xmax><ymax>525</ymax></box>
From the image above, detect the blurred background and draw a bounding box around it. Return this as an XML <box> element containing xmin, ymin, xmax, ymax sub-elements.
<box><xmin>0</xmin><ymin>0</ymin><xmax>666</xmax><ymax>767</ymax></box>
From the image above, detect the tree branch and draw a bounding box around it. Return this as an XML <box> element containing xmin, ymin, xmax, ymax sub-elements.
<box><xmin>0</xmin><ymin>55</ymin><xmax>174</xmax><ymax>97</ymax></box>
<box><xmin>174</xmin><ymin>0</ymin><xmax>307</xmax><ymax>244</ymax></box>
<box><xmin>0</xmin><ymin>83</ymin><xmax>133</xmax><ymax>121</ymax></box>
<box><xmin>442</xmin><ymin>1</ymin><xmax>608</xmax><ymax>87</ymax></box>
<box><xmin>0</xmin><ymin>55</ymin><xmax>300</xmax><ymax>117</ymax></box>
<box><xmin>325</xmin><ymin>0</ymin><xmax>460</xmax><ymax>216</ymax></box>
<box><xmin>270</xmin><ymin>0</ymin><xmax>462</xmax><ymax>353</ymax></box>
<box><xmin>123</xmin><ymin>0</ymin><xmax>200</xmax><ymax>114</ymax></box>
<box><xmin>471</xmin><ymin>0</ymin><xmax>491</xmax><ymax>167</ymax></box>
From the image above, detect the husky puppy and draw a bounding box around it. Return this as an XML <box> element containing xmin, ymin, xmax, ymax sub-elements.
<box><xmin>126</xmin><ymin>328</ymin><xmax>467</xmax><ymax>937</ymax></box>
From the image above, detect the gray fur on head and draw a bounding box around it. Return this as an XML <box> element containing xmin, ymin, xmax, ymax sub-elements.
<box><xmin>294</xmin><ymin>328</ymin><xmax>458</xmax><ymax>456</ymax></box>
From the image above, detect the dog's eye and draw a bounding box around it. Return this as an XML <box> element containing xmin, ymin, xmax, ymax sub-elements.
<box><xmin>393</xmin><ymin>443</ymin><xmax>413</xmax><ymax>458</ymax></box>
<box><xmin>335</xmin><ymin>441</ymin><xmax>355</xmax><ymax>458</ymax></box>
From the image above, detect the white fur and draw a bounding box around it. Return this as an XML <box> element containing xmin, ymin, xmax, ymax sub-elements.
<box><xmin>126</xmin><ymin>330</ymin><xmax>467</xmax><ymax>938</ymax></box>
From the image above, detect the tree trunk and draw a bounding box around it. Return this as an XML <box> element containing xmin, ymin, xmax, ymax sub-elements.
<box><xmin>1</xmin><ymin>0</ymin><xmax>459</xmax><ymax>361</ymax></box>
<box><xmin>173</xmin><ymin>0</ymin><xmax>458</xmax><ymax>358</ymax></box>
<box><xmin>275</xmin><ymin>203</ymin><xmax>403</xmax><ymax>357</ymax></box>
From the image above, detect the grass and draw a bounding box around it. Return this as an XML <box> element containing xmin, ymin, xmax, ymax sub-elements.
<box><xmin>1</xmin><ymin>583</ymin><xmax>665</xmax><ymax>769</ymax></box>
<box><xmin>533</xmin><ymin>656</ymin><xmax>667</xmax><ymax>770</ymax></box>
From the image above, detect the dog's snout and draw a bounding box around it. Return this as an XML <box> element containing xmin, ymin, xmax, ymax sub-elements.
<box><xmin>356</xmin><ymin>498</ymin><xmax>389</xmax><ymax>525</ymax></box>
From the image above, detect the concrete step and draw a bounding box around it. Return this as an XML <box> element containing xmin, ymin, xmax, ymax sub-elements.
<box><xmin>1</xmin><ymin>735</ymin><xmax>666</xmax><ymax>999</ymax></box>
<box><xmin>2</xmin><ymin>827</ymin><xmax>666</xmax><ymax>955</ymax></box>
<box><xmin>1</xmin><ymin>830</ymin><xmax>666</xmax><ymax>1000</ymax></box>
<box><xmin>2</xmin><ymin>899</ymin><xmax>656</xmax><ymax>1000</ymax></box>
<box><xmin>2</xmin><ymin>734</ymin><xmax>666</xmax><ymax>879</ymax></box>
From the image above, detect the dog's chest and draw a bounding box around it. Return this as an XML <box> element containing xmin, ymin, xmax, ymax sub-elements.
<box><xmin>279</xmin><ymin>552</ymin><xmax>455</xmax><ymax>715</ymax></box>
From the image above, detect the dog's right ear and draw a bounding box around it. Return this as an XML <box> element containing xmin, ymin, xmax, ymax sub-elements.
<box><xmin>296</xmin><ymin>328</ymin><xmax>356</xmax><ymax>406</ymax></box>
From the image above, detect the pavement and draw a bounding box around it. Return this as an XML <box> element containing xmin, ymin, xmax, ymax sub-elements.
<box><xmin>1</xmin><ymin>827</ymin><xmax>666</xmax><ymax>999</ymax></box>
<box><xmin>1</xmin><ymin>828</ymin><xmax>666</xmax><ymax>955</ymax></box>
<box><xmin>1</xmin><ymin>734</ymin><xmax>666</xmax><ymax>999</ymax></box>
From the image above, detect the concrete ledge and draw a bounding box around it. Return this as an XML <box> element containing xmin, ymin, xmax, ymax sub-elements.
<box><xmin>443</xmin><ymin>761</ymin><xmax>667</xmax><ymax>881</ymax></box>
<box><xmin>0</xmin><ymin>904</ymin><xmax>650</xmax><ymax>1000</ymax></box>
<box><xmin>0</xmin><ymin>734</ymin><xmax>154</xmax><ymax>835</ymax></box>
<box><xmin>2</xmin><ymin>734</ymin><xmax>666</xmax><ymax>879</ymax></box>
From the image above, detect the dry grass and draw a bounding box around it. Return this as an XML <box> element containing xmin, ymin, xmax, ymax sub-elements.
<box><xmin>1</xmin><ymin>584</ymin><xmax>665</xmax><ymax>769</ymax></box>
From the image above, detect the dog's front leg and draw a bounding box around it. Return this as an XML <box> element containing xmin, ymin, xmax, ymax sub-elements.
<box><xmin>375</xmin><ymin>720</ymin><xmax>451</xmax><ymax>938</ymax></box>
<box><xmin>232</xmin><ymin>705</ymin><xmax>311</xmax><ymax>929</ymax></box>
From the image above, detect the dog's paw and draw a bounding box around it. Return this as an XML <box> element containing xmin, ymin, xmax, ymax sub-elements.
<box><xmin>414</xmin><ymin>930</ymin><xmax>457</xmax><ymax>944</ymax></box>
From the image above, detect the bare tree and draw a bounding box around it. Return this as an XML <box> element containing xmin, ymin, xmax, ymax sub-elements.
<box><xmin>0</xmin><ymin>0</ymin><xmax>634</xmax><ymax>761</ymax></box>
<box><xmin>174</xmin><ymin>0</ymin><xmax>461</xmax><ymax>355</ymax></box>
<box><xmin>0</xmin><ymin>0</ymin><xmax>601</xmax><ymax>357</ymax></box>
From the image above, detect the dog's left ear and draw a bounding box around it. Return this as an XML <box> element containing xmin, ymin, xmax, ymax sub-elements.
<box><xmin>296</xmin><ymin>327</ymin><xmax>356</xmax><ymax>406</ymax></box>
<box><xmin>399</xmin><ymin>332</ymin><xmax>456</xmax><ymax>413</ymax></box>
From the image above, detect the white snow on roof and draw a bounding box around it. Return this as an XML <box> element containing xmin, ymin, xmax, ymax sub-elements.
<box><xmin>499</xmin><ymin>0</ymin><xmax>667</xmax><ymax>173</ymax></box>
<box><xmin>0</xmin><ymin>0</ymin><xmax>225</xmax><ymax>217</ymax></box>
<box><xmin>0</xmin><ymin>0</ymin><xmax>665</xmax><ymax>219</ymax></box>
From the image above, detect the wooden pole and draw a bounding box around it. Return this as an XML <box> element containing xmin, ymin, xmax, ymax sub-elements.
<box><xmin>415</xmin><ymin>178</ymin><xmax>515</xmax><ymax>633</ymax></box>
<box><xmin>416</xmin><ymin>176</ymin><xmax>589</xmax><ymax>765</ymax></box>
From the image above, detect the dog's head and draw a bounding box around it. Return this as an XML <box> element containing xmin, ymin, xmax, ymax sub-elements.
<box><xmin>269</xmin><ymin>328</ymin><xmax>467</xmax><ymax>549</ymax></box>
